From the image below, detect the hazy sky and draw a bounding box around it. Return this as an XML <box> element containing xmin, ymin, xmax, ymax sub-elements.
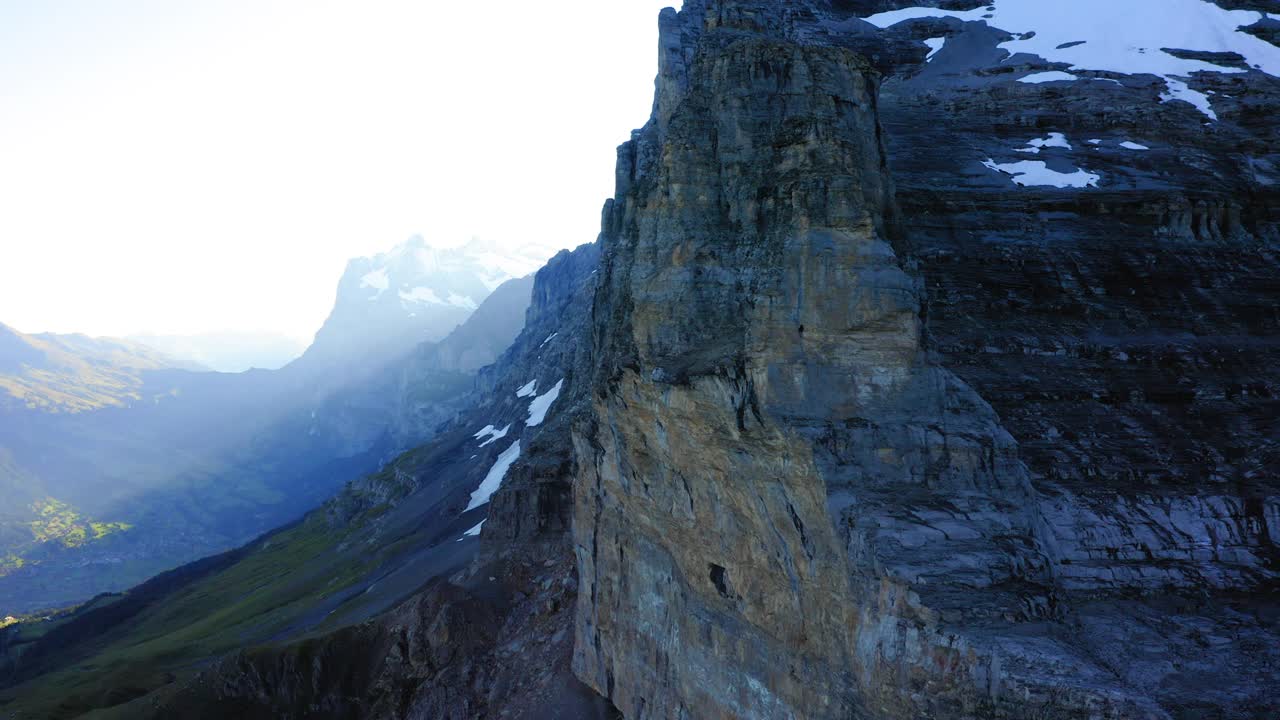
<box><xmin>0</xmin><ymin>0</ymin><xmax>677</xmax><ymax>340</ymax></box>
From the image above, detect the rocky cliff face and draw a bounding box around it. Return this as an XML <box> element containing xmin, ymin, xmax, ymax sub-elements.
<box><xmin>572</xmin><ymin>2</ymin><xmax>1278</xmax><ymax>718</ymax></box>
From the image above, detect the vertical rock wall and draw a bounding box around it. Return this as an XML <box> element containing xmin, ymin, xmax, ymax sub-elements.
<box><xmin>575</xmin><ymin>2</ymin><xmax>1047</xmax><ymax>717</ymax></box>
<box><xmin>571</xmin><ymin>2</ymin><xmax>1278</xmax><ymax>719</ymax></box>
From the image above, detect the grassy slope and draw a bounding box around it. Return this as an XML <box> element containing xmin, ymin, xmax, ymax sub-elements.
<box><xmin>0</xmin><ymin>430</ymin><xmax>482</xmax><ymax>720</ymax></box>
<box><xmin>0</xmin><ymin>453</ymin><xmax>136</xmax><ymax>604</ymax></box>
<box><xmin>2</xmin><ymin>517</ymin><xmax>359</xmax><ymax>718</ymax></box>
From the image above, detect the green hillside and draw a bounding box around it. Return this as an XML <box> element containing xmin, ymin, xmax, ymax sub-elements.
<box><xmin>0</xmin><ymin>431</ymin><xmax>483</xmax><ymax>720</ymax></box>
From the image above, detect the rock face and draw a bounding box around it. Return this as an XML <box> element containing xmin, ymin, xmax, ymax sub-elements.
<box><xmin>572</xmin><ymin>2</ymin><xmax>1279</xmax><ymax>718</ymax></box>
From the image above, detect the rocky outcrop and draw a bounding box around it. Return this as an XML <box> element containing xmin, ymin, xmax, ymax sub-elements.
<box><xmin>152</xmin><ymin>561</ymin><xmax>609</xmax><ymax>720</ymax></box>
<box><xmin>571</xmin><ymin>2</ymin><xmax>1279</xmax><ymax>719</ymax></box>
<box><xmin>480</xmin><ymin>243</ymin><xmax>601</xmax><ymax>551</ymax></box>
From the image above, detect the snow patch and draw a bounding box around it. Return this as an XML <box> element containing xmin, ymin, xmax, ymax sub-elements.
<box><xmin>516</xmin><ymin>380</ymin><xmax>538</xmax><ymax>398</ymax></box>
<box><xmin>526</xmin><ymin>379</ymin><xmax>564</xmax><ymax>427</ymax></box>
<box><xmin>1015</xmin><ymin>132</ymin><xmax>1072</xmax><ymax>154</ymax></box>
<box><xmin>465</xmin><ymin>440</ymin><xmax>520</xmax><ymax>511</ymax></box>
<box><xmin>400</xmin><ymin>286</ymin><xmax>446</xmax><ymax>305</ymax></box>
<box><xmin>862</xmin><ymin>6</ymin><xmax>980</xmax><ymax>27</ymax></box>
<box><xmin>1120</xmin><ymin>141</ymin><xmax>1150</xmax><ymax>150</ymax></box>
<box><xmin>1160</xmin><ymin>76</ymin><xmax>1218</xmax><ymax>120</ymax></box>
<box><xmin>539</xmin><ymin>332</ymin><xmax>558</xmax><ymax>348</ymax></box>
<box><xmin>1018</xmin><ymin>71</ymin><xmax>1079</xmax><ymax>84</ymax></box>
<box><xmin>457</xmin><ymin>519</ymin><xmax>486</xmax><ymax>541</ymax></box>
<box><xmin>475</xmin><ymin>423</ymin><xmax>511</xmax><ymax>448</ymax></box>
<box><xmin>923</xmin><ymin>37</ymin><xmax>946</xmax><ymax>62</ymax></box>
<box><xmin>397</xmin><ymin>287</ymin><xmax>476</xmax><ymax>311</ymax></box>
<box><xmin>446</xmin><ymin>292</ymin><xmax>478</xmax><ymax>310</ymax></box>
<box><xmin>982</xmin><ymin>159</ymin><xmax>1100</xmax><ymax>188</ymax></box>
<box><xmin>360</xmin><ymin>268</ymin><xmax>389</xmax><ymax>297</ymax></box>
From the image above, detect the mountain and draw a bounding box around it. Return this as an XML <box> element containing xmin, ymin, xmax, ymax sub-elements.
<box><xmin>127</xmin><ymin>332</ymin><xmax>306</xmax><ymax>373</ymax></box>
<box><xmin>301</xmin><ymin>273</ymin><xmax>539</xmax><ymax>459</ymax></box>
<box><xmin>0</xmin><ymin>242</ymin><xmax>600</xmax><ymax>719</ymax></box>
<box><xmin>3</xmin><ymin>2</ymin><xmax>1278</xmax><ymax>719</ymax></box>
<box><xmin>0</xmin><ymin>240</ymin><xmax>543</xmax><ymax>614</ymax></box>
<box><xmin>0</xmin><ymin>323</ymin><xmax>198</xmax><ymax>412</ymax></box>
<box><xmin>297</xmin><ymin>235</ymin><xmax>554</xmax><ymax>378</ymax></box>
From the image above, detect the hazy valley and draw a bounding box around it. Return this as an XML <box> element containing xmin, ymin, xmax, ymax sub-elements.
<box><xmin>0</xmin><ymin>237</ymin><xmax>550</xmax><ymax>614</ymax></box>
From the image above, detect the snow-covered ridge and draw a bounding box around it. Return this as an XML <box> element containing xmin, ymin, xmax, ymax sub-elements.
<box><xmin>863</xmin><ymin>0</ymin><xmax>1280</xmax><ymax>119</ymax></box>
<box><xmin>348</xmin><ymin>235</ymin><xmax>555</xmax><ymax>313</ymax></box>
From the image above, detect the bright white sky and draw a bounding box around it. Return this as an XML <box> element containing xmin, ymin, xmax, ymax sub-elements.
<box><xmin>0</xmin><ymin>0</ymin><xmax>677</xmax><ymax>341</ymax></box>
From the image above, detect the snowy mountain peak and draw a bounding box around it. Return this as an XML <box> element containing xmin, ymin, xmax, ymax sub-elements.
<box><xmin>352</xmin><ymin>236</ymin><xmax>554</xmax><ymax>305</ymax></box>
<box><xmin>298</xmin><ymin>237</ymin><xmax>555</xmax><ymax>373</ymax></box>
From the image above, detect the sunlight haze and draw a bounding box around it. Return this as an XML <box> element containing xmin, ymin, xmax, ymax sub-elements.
<box><xmin>0</xmin><ymin>0</ymin><xmax>676</xmax><ymax>340</ymax></box>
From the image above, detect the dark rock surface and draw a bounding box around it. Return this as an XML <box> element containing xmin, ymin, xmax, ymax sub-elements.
<box><xmin>571</xmin><ymin>1</ymin><xmax>1280</xmax><ymax>719</ymax></box>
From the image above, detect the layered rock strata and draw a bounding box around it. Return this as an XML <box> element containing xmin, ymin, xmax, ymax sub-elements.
<box><xmin>572</xmin><ymin>2</ymin><xmax>1278</xmax><ymax>718</ymax></box>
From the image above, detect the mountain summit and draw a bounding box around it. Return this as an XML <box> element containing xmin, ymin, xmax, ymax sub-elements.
<box><xmin>299</xmin><ymin>236</ymin><xmax>554</xmax><ymax>375</ymax></box>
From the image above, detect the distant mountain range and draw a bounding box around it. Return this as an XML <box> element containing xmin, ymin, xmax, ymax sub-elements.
<box><xmin>0</xmin><ymin>327</ymin><xmax>198</xmax><ymax>412</ymax></box>
<box><xmin>0</xmin><ymin>237</ymin><xmax>553</xmax><ymax>613</ymax></box>
<box><xmin>120</xmin><ymin>236</ymin><xmax>553</xmax><ymax>375</ymax></box>
<box><xmin>126</xmin><ymin>332</ymin><xmax>306</xmax><ymax>373</ymax></box>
